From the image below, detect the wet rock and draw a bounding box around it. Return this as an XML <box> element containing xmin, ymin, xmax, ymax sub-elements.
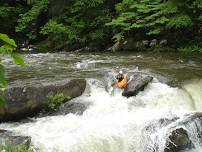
<box><xmin>144</xmin><ymin>117</ymin><xmax>179</xmax><ymax>133</ymax></box>
<box><xmin>0</xmin><ymin>129</ymin><xmax>12</xmax><ymax>136</ymax></box>
<box><xmin>142</xmin><ymin>113</ymin><xmax>202</xmax><ymax>152</ymax></box>
<box><xmin>135</xmin><ymin>41</ymin><xmax>144</xmax><ymax>49</ymax></box>
<box><xmin>107</xmin><ymin>38</ymin><xmax>168</xmax><ymax>51</ymax></box>
<box><xmin>177</xmin><ymin>112</ymin><xmax>202</xmax><ymax>144</ymax></box>
<box><xmin>108</xmin><ymin>42</ymin><xmax>122</xmax><ymax>52</ymax></box>
<box><xmin>164</xmin><ymin>128</ymin><xmax>194</xmax><ymax>152</ymax></box>
<box><xmin>150</xmin><ymin>39</ymin><xmax>158</xmax><ymax>48</ymax></box>
<box><xmin>122</xmin><ymin>75</ymin><xmax>153</xmax><ymax>97</ymax></box>
<box><xmin>76</xmin><ymin>46</ymin><xmax>91</xmax><ymax>52</ymax></box>
<box><xmin>56</xmin><ymin>101</ymin><xmax>89</xmax><ymax>115</ymax></box>
<box><xmin>142</xmin><ymin>117</ymin><xmax>180</xmax><ymax>152</ymax></box>
<box><xmin>160</xmin><ymin>40</ymin><xmax>168</xmax><ymax>46</ymax></box>
<box><xmin>142</xmin><ymin>40</ymin><xmax>150</xmax><ymax>48</ymax></box>
<box><xmin>1</xmin><ymin>79</ymin><xmax>86</xmax><ymax>121</ymax></box>
<box><xmin>0</xmin><ymin>129</ymin><xmax>31</xmax><ymax>149</ymax></box>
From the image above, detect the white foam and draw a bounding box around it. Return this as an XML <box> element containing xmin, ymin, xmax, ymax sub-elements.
<box><xmin>0</xmin><ymin>79</ymin><xmax>201</xmax><ymax>152</ymax></box>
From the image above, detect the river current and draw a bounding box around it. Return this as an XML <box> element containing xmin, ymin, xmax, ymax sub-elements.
<box><xmin>0</xmin><ymin>52</ymin><xmax>202</xmax><ymax>152</ymax></box>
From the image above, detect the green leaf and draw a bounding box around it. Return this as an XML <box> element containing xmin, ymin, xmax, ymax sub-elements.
<box><xmin>0</xmin><ymin>64</ymin><xmax>7</xmax><ymax>87</ymax></box>
<box><xmin>166</xmin><ymin>14</ymin><xmax>193</xmax><ymax>29</ymax></box>
<box><xmin>0</xmin><ymin>44</ymin><xmax>14</xmax><ymax>54</ymax></box>
<box><xmin>112</xmin><ymin>32</ymin><xmax>123</xmax><ymax>42</ymax></box>
<box><xmin>0</xmin><ymin>34</ymin><xmax>17</xmax><ymax>47</ymax></box>
<box><xmin>10</xmin><ymin>53</ymin><xmax>26</xmax><ymax>67</ymax></box>
<box><xmin>147</xmin><ymin>28</ymin><xmax>161</xmax><ymax>35</ymax></box>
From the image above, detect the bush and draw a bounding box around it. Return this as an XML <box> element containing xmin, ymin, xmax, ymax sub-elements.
<box><xmin>46</xmin><ymin>92</ymin><xmax>71</xmax><ymax>111</ymax></box>
<box><xmin>178</xmin><ymin>45</ymin><xmax>202</xmax><ymax>53</ymax></box>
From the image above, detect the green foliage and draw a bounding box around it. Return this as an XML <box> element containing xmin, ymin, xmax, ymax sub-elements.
<box><xmin>11</xmin><ymin>53</ymin><xmax>26</xmax><ymax>67</ymax></box>
<box><xmin>0</xmin><ymin>145</ymin><xmax>33</xmax><ymax>152</ymax></box>
<box><xmin>0</xmin><ymin>34</ymin><xmax>17</xmax><ymax>48</ymax></box>
<box><xmin>0</xmin><ymin>33</ymin><xmax>26</xmax><ymax>107</ymax></box>
<box><xmin>41</xmin><ymin>20</ymin><xmax>73</xmax><ymax>46</ymax></box>
<box><xmin>0</xmin><ymin>0</ymin><xmax>201</xmax><ymax>51</ymax></box>
<box><xmin>166</xmin><ymin>15</ymin><xmax>193</xmax><ymax>29</ymax></box>
<box><xmin>35</xmin><ymin>40</ymin><xmax>51</xmax><ymax>52</ymax></box>
<box><xmin>0</xmin><ymin>34</ymin><xmax>26</xmax><ymax>67</ymax></box>
<box><xmin>0</xmin><ymin>4</ymin><xmax>25</xmax><ymax>34</ymax></box>
<box><xmin>0</xmin><ymin>34</ymin><xmax>17</xmax><ymax>92</ymax></box>
<box><xmin>178</xmin><ymin>45</ymin><xmax>202</xmax><ymax>53</ymax></box>
<box><xmin>107</xmin><ymin>0</ymin><xmax>200</xmax><ymax>42</ymax></box>
<box><xmin>16</xmin><ymin>0</ymin><xmax>49</xmax><ymax>39</ymax></box>
<box><xmin>46</xmin><ymin>92</ymin><xmax>71</xmax><ymax>111</ymax></box>
<box><xmin>41</xmin><ymin>0</ymin><xmax>112</xmax><ymax>48</ymax></box>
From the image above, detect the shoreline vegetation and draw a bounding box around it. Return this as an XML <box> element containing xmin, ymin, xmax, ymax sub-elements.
<box><xmin>0</xmin><ymin>0</ymin><xmax>201</xmax><ymax>53</ymax></box>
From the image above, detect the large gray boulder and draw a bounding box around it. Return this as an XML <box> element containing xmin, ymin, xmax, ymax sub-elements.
<box><xmin>122</xmin><ymin>75</ymin><xmax>153</xmax><ymax>97</ymax></box>
<box><xmin>0</xmin><ymin>79</ymin><xmax>86</xmax><ymax>121</ymax></box>
<box><xmin>142</xmin><ymin>113</ymin><xmax>202</xmax><ymax>152</ymax></box>
<box><xmin>164</xmin><ymin>113</ymin><xmax>202</xmax><ymax>152</ymax></box>
<box><xmin>0</xmin><ymin>129</ymin><xmax>31</xmax><ymax>150</ymax></box>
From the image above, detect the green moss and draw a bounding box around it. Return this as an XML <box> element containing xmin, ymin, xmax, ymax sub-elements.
<box><xmin>0</xmin><ymin>145</ymin><xmax>33</xmax><ymax>152</ymax></box>
<box><xmin>46</xmin><ymin>92</ymin><xmax>71</xmax><ymax>111</ymax></box>
<box><xmin>177</xmin><ymin>45</ymin><xmax>202</xmax><ymax>53</ymax></box>
<box><xmin>150</xmin><ymin>47</ymin><xmax>176</xmax><ymax>52</ymax></box>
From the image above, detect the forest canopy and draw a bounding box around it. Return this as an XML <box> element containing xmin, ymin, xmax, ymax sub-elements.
<box><xmin>0</xmin><ymin>0</ymin><xmax>201</xmax><ymax>52</ymax></box>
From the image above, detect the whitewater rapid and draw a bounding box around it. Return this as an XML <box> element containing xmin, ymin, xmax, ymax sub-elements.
<box><xmin>0</xmin><ymin>78</ymin><xmax>202</xmax><ymax>152</ymax></box>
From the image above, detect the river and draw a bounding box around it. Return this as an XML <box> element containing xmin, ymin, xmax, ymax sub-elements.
<box><xmin>0</xmin><ymin>52</ymin><xmax>202</xmax><ymax>152</ymax></box>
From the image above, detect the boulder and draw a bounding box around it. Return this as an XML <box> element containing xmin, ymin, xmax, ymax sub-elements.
<box><xmin>142</xmin><ymin>117</ymin><xmax>179</xmax><ymax>152</ymax></box>
<box><xmin>0</xmin><ymin>129</ymin><xmax>31</xmax><ymax>150</ymax></box>
<box><xmin>122</xmin><ymin>75</ymin><xmax>153</xmax><ymax>97</ymax></box>
<box><xmin>164</xmin><ymin>113</ymin><xmax>202</xmax><ymax>152</ymax></box>
<box><xmin>142</xmin><ymin>40</ymin><xmax>150</xmax><ymax>48</ymax></box>
<box><xmin>159</xmin><ymin>40</ymin><xmax>168</xmax><ymax>46</ymax></box>
<box><xmin>164</xmin><ymin>128</ymin><xmax>194</xmax><ymax>152</ymax></box>
<box><xmin>142</xmin><ymin>113</ymin><xmax>202</xmax><ymax>152</ymax></box>
<box><xmin>0</xmin><ymin>79</ymin><xmax>86</xmax><ymax>121</ymax></box>
<box><xmin>56</xmin><ymin>101</ymin><xmax>89</xmax><ymax>115</ymax></box>
<box><xmin>149</xmin><ymin>39</ymin><xmax>158</xmax><ymax>48</ymax></box>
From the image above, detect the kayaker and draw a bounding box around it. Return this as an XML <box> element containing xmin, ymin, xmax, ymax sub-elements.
<box><xmin>116</xmin><ymin>70</ymin><xmax>128</xmax><ymax>89</ymax></box>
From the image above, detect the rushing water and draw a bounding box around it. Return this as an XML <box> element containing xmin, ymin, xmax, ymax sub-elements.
<box><xmin>0</xmin><ymin>52</ymin><xmax>202</xmax><ymax>152</ymax></box>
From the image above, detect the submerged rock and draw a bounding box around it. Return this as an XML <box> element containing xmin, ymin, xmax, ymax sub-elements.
<box><xmin>122</xmin><ymin>75</ymin><xmax>153</xmax><ymax>97</ymax></box>
<box><xmin>0</xmin><ymin>129</ymin><xmax>31</xmax><ymax>150</ymax></box>
<box><xmin>56</xmin><ymin>101</ymin><xmax>89</xmax><ymax>115</ymax></box>
<box><xmin>164</xmin><ymin>128</ymin><xmax>194</xmax><ymax>152</ymax></box>
<box><xmin>1</xmin><ymin>79</ymin><xmax>86</xmax><ymax>121</ymax></box>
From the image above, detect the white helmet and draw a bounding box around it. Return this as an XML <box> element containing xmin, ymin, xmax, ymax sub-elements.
<box><xmin>119</xmin><ymin>70</ymin><xmax>123</xmax><ymax>74</ymax></box>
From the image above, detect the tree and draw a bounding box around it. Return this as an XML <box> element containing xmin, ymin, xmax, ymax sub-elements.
<box><xmin>0</xmin><ymin>2</ymin><xmax>25</xmax><ymax>36</ymax></box>
<box><xmin>106</xmin><ymin>0</ymin><xmax>201</xmax><ymax>44</ymax></box>
<box><xmin>41</xmin><ymin>0</ymin><xmax>113</xmax><ymax>49</ymax></box>
<box><xmin>16</xmin><ymin>0</ymin><xmax>49</xmax><ymax>40</ymax></box>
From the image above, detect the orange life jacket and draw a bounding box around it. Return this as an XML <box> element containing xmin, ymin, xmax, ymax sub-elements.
<box><xmin>117</xmin><ymin>76</ymin><xmax>127</xmax><ymax>89</ymax></box>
